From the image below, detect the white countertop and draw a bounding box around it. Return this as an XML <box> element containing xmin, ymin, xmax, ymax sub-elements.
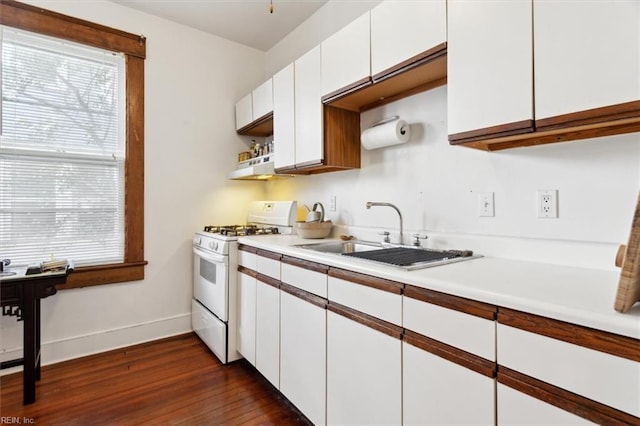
<box><xmin>238</xmin><ymin>235</ymin><xmax>640</xmax><ymax>340</ymax></box>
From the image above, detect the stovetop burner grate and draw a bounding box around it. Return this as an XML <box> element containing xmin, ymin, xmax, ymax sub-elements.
<box><xmin>203</xmin><ymin>225</ymin><xmax>280</xmax><ymax>237</ymax></box>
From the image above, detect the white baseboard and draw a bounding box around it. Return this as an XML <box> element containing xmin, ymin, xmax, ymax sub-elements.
<box><xmin>1</xmin><ymin>313</ymin><xmax>192</xmax><ymax>376</ymax></box>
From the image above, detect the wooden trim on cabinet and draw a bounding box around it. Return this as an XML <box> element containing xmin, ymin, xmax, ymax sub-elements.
<box><xmin>497</xmin><ymin>366</ymin><xmax>640</xmax><ymax>426</ymax></box>
<box><xmin>0</xmin><ymin>0</ymin><xmax>146</xmax><ymax>58</ymax></box>
<box><xmin>536</xmin><ymin>100</ymin><xmax>640</xmax><ymax>132</ymax></box>
<box><xmin>327</xmin><ymin>301</ymin><xmax>403</xmax><ymax>340</ymax></box>
<box><xmin>256</xmin><ymin>249</ymin><xmax>282</xmax><ymax>261</ymax></box>
<box><xmin>237</xmin><ymin>265</ymin><xmax>258</xmax><ymax>278</ymax></box>
<box><xmin>448</xmin><ymin>119</ymin><xmax>535</xmax><ymax>145</ymax></box>
<box><xmin>498</xmin><ymin>308</ymin><xmax>640</xmax><ymax>362</ymax></box>
<box><xmin>281</xmin><ymin>256</ymin><xmax>329</xmax><ymax>274</ymax></box>
<box><xmin>372</xmin><ymin>42</ymin><xmax>447</xmax><ymax>83</ymax></box>
<box><xmin>404</xmin><ymin>284</ymin><xmax>497</xmax><ymax>320</ymax></box>
<box><xmin>328</xmin><ymin>267</ymin><xmax>403</xmax><ymax>295</ymax></box>
<box><xmin>238</xmin><ymin>244</ymin><xmax>258</xmax><ymax>254</ymax></box>
<box><xmin>256</xmin><ymin>273</ymin><xmax>280</xmax><ymax>289</ymax></box>
<box><xmin>403</xmin><ymin>329</ymin><xmax>496</xmax><ymax>378</ymax></box>
<box><xmin>321</xmin><ymin>77</ymin><xmax>373</xmax><ymax>105</ymax></box>
<box><xmin>236</xmin><ymin>111</ymin><xmax>274</xmax><ymax>137</ymax></box>
<box><xmin>323</xmin><ymin>47</ymin><xmax>447</xmax><ymax>113</ymax></box>
<box><xmin>280</xmin><ymin>282</ymin><xmax>328</xmax><ymax>309</ymax></box>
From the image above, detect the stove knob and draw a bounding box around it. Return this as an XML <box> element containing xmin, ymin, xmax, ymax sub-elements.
<box><xmin>209</xmin><ymin>241</ymin><xmax>217</xmax><ymax>251</ymax></box>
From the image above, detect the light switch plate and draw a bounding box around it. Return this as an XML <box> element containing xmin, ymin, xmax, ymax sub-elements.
<box><xmin>477</xmin><ymin>192</ymin><xmax>495</xmax><ymax>217</ymax></box>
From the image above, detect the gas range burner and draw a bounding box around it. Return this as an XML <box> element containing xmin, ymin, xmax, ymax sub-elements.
<box><xmin>203</xmin><ymin>225</ymin><xmax>280</xmax><ymax>237</ymax></box>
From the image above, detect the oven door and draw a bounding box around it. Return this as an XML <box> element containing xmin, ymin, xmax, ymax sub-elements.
<box><xmin>193</xmin><ymin>246</ymin><xmax>228</xmax><ymax>322</ymax></box>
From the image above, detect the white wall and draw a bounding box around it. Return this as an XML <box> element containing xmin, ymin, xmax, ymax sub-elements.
<box><xmin>265</xmin><ymin>1</ymin><xmax>640</xmax><ymax>270</ymax></box>
<box><xmin>1</xmin><ymin>0</ymin><xmax>267</xmax><ymax>368</ymax></box>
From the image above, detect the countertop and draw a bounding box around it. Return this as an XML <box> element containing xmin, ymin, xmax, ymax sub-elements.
<box><xmin>238</xmin><ymin>235</ymin><xmax>640</xmax><ymax>340</ymax></box>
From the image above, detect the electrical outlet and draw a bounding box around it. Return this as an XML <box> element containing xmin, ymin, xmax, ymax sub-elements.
<box><xmin>329</xmin><ymin>195</ymin><xmax>336</xmax><ymax>212</ymax></box>
<box><xmin>477</xmin><ymin>192</ymin><xmax>495</xmax><ymax>217</ymax></box>
<box><xmin>537</xmin><ymin>190</ymin><xmax>558</xmax><ymax>218</ymax></box>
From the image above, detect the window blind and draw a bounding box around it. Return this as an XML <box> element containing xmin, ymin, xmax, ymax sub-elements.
<box><xmin>0</xmin><ymin>26</ymin><xmax>126</xmax><ymax>267</ymax></box>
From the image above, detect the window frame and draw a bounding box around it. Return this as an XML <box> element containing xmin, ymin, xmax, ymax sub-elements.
<box><xmin>0</xmin><ymin>0</ymin><xmax>147</xmax><ymax>289</ymax></box>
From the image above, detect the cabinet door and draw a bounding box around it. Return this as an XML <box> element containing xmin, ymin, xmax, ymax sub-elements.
<box><xmin>321</xmin><ymin>12</ymin><xmax>370</xmax><ymax>97</ymax></box>
<box><xmin>497</xmin><ymin>323</ymin><xmax>640</xmax><ymax>417</ymax></box>
<box><xmin>294</xmin><ymin>45</ymin><xmax>323</xmax><ymax>167</ymax></box>
<box><xmin>447</xmin><ymin>0</ymin><xmax>533</xmax><ymax>136</ymax></box>
<box><xmin>370</xmin><ymin>0</ymin><xmax>446</xmax><ymax>76</ymax></box>
<box><xmin>497</xmin><ymin>384</ymin><xmax>594</xmax><ymax>425</ymax></box>
<box><xmin>235</xmin><ymin>93</ymin><xmax>253</xmax><ymax>130</ymax></box>
<box><xmin>273</xmin><ymin>63</ymin><xmax>296</xmax><ymax>171</ymax></box>
<box><xmin>404</xmin><ymin>342</ymin><xmax>495</xmax><ymax>425</ymax></box>
<box><xmin>534</xmin><ymin>0</ymin><xmax>639</xmax><ymax>120</ymax></box>
<box><xmin>326</xmin><ymin>311</ymin><xmax>401</xmax><ymax>426</ymax></box>
<box><xmin>252</xmin><ymin>78</ymin><xmax>273</xmax><ymax>121</ymax></box>
<box><xmin>255</xmin><ymin>280</ymin><xmax>280</xmax><ymax>388</ymax></box>
<box><xmin>280</xmin><ymin>291</ymin><xmax>326</xmax><ymax>425</ymax></box>
<box><xmin>236</xmin><ymin>271</ymin><xmax>256</xmax><ymax>365</ymax></box>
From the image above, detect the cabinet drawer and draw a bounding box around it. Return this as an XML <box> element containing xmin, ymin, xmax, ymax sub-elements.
<box><xmin>404</xmin><ymin>296</ymin><xmax>495</xmax><ymax>361</ymax></box>
<box><xmin>327</xmin><ymin>275</ymin><xmax>401</xmax><ymax>326</ymax></box>
<box><xmin>497</xmin><ymin>323</ymin><xmax>640</xmax><ymax>417</ymax></box>
<box><xmin>281</xmin><ymin>262</ymin><xmax>327</xmax><ymax>298</ymax></box>
<box><xmin>256</xmin><ymin>252</ymin><xmax>280</xmax><ymax>280</ymax></box>
<box><xmin>238</xmin><ymin>250</ymin><xmax>257</xmax><ymax>269</ymax></box>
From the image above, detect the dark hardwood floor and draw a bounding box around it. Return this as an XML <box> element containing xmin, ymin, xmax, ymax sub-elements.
<box><xmin>0</xmin><ymin>333</ymin><xmax>312</xmax><ymax>425</ymax></box>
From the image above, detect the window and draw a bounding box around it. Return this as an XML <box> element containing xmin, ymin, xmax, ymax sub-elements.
<box><xmin>1</xmin><ymin>26</ymin><xmax>126</xmax><ymax>266</ymax></box>
<box><xmin>0</xmin><ymin>1</ymin><xmax>146</xmax><ymax>288</ymax></box>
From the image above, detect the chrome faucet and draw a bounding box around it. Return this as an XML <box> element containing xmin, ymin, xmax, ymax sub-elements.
<box><xmin>366</xmin><ymin>202</ymin><xmax>403</xmax><ymax>245</ymax></box>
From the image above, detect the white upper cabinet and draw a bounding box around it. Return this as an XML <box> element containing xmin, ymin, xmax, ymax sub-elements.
<box><xmin>234</xmin><ymin>93</ymin><xmax>253</xmax><ymax>131</ymax></box>
<box><xmin>252</xmin><ymin>78</ymin><xmax>273</xmax><ymax>121</ymax></box>
<box><xmin>370</xmin><ymin>0</ymin><xmax>446</xmax><ymax>77</ymax></box>
<box><xmin>294</xmin><ymin>45</ymin><xmax>323</xmax><ymax>167</ymax></box>
<box><xmin>534</xmin><ymin>0</ymin><xmax>639</xmax><ymax>120</ymax></box>
<box><xmin>273</xmin><ymin>63</ymin><xmax>296</xmax><ymax>171</ymax></box>
<box><xmin>235</xmin><ymin>79</ymin><xmax>273</xmax><ymax>133</ymax></box>
<box><xmin>447</xmin><ymin>0</ymin><xmax>533</xmax><ymax>137</ymax></box>
<box><xmin>321</xmin><ymin>11</ymin><xmax>371</xmax><ymax>97</ymax></box>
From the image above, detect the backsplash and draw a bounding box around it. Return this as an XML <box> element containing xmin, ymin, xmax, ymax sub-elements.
<box><xmin>266</xmin><ymin>87</ymin><xmax>640</xmax><ymax>270</ymax></box>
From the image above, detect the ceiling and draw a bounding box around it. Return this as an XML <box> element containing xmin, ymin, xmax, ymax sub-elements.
<box><xmin>111</xmin><ymin>0</ymin><xmax>328</xmax><ymax>51</ymax></box>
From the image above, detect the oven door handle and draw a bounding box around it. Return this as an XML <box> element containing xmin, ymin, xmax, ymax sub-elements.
<box><xmin>193</xmin><ymin>246</ymin><xmax>228</xmax><ymax>265</ymax></box>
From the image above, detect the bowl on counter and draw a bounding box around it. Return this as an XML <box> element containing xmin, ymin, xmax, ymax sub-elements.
<box><xmin>295</xmin><ymin>220</ymin><xmax>332</xmax><ymax>239</ymax></box>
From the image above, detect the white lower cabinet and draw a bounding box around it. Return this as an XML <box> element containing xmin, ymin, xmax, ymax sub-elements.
<box><xmin>255</xmin><ymin>280</ymin><xmax>280</xmax><ymax>388</ymax></box>
<box><xmin>403</xmin><ymin>342</ymin><xmax>495</xmax><ymax>425</ymax></box>
<box><xmin>279</xmin><ymin>290</ymin><xmax>326</xmax><ymax>425</ymax></box>
<box><xmin>327</xmin><ymin>310</ymin><xmax>401</xmax><ymax>426</ymax></box>
<box><xmin>236</xmin><ymin>270</ymin><xmax>256</xmax><ymax>366</ymax></box>
<box><xmin>497</xmin><ymin>384</ymin><xmax>594</xmax><ymax>425</ymax></box>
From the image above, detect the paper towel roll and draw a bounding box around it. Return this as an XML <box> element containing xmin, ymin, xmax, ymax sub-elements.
<box><xmin>361</xmin><ymin>118</ymin><xmax>410</xmax><ymax>150</ymax></box>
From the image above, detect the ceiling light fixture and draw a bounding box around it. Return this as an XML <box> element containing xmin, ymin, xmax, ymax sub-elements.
<box><xmin>269</xmin><ymin>0</ymin><xmax>274</xmax><ymax>14</ymax></box>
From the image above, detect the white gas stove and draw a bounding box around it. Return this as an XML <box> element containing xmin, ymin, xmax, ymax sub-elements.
<box><xmin>191</xmin><ymin>201</ymin><xmax>297</xmax><ymax>364</ymax></box>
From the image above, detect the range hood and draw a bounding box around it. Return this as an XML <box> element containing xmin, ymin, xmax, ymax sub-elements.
<box><xmin>228</xmin><ymin>152</ymin><xmax>294</xmax><ymax>180</ymax></box>
<box><xmin>228</xmin><ymin>160</ymin><xmax>278</xmax><ymax>180</ymax></box>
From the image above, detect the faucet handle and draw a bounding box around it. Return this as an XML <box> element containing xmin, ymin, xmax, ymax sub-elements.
<box><xmin>412</xmin><ymin>234</ymin><xmax>428</xmax><ymax>247</ymax></box>
<box><xmin>378</xmin><ymin>231</ymin><xmax>391</xmax><ymax>243</ymax></box>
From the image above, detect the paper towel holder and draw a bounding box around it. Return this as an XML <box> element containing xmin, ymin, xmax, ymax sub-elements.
<box><xmin>370</xmin><ymin>116</ymin><xmax>401</xmax><ymax>128</ymax></box>
<box><xmin>361</xmin><ymin>116</ymin><xmax>411</xmax><ymax>150</ymax></box>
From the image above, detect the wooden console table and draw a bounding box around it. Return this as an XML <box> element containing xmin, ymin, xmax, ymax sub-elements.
<box><xmin>1</xmin><ymin>264</ymin><xmax>73</xmax><ymax>404</ymax></box>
